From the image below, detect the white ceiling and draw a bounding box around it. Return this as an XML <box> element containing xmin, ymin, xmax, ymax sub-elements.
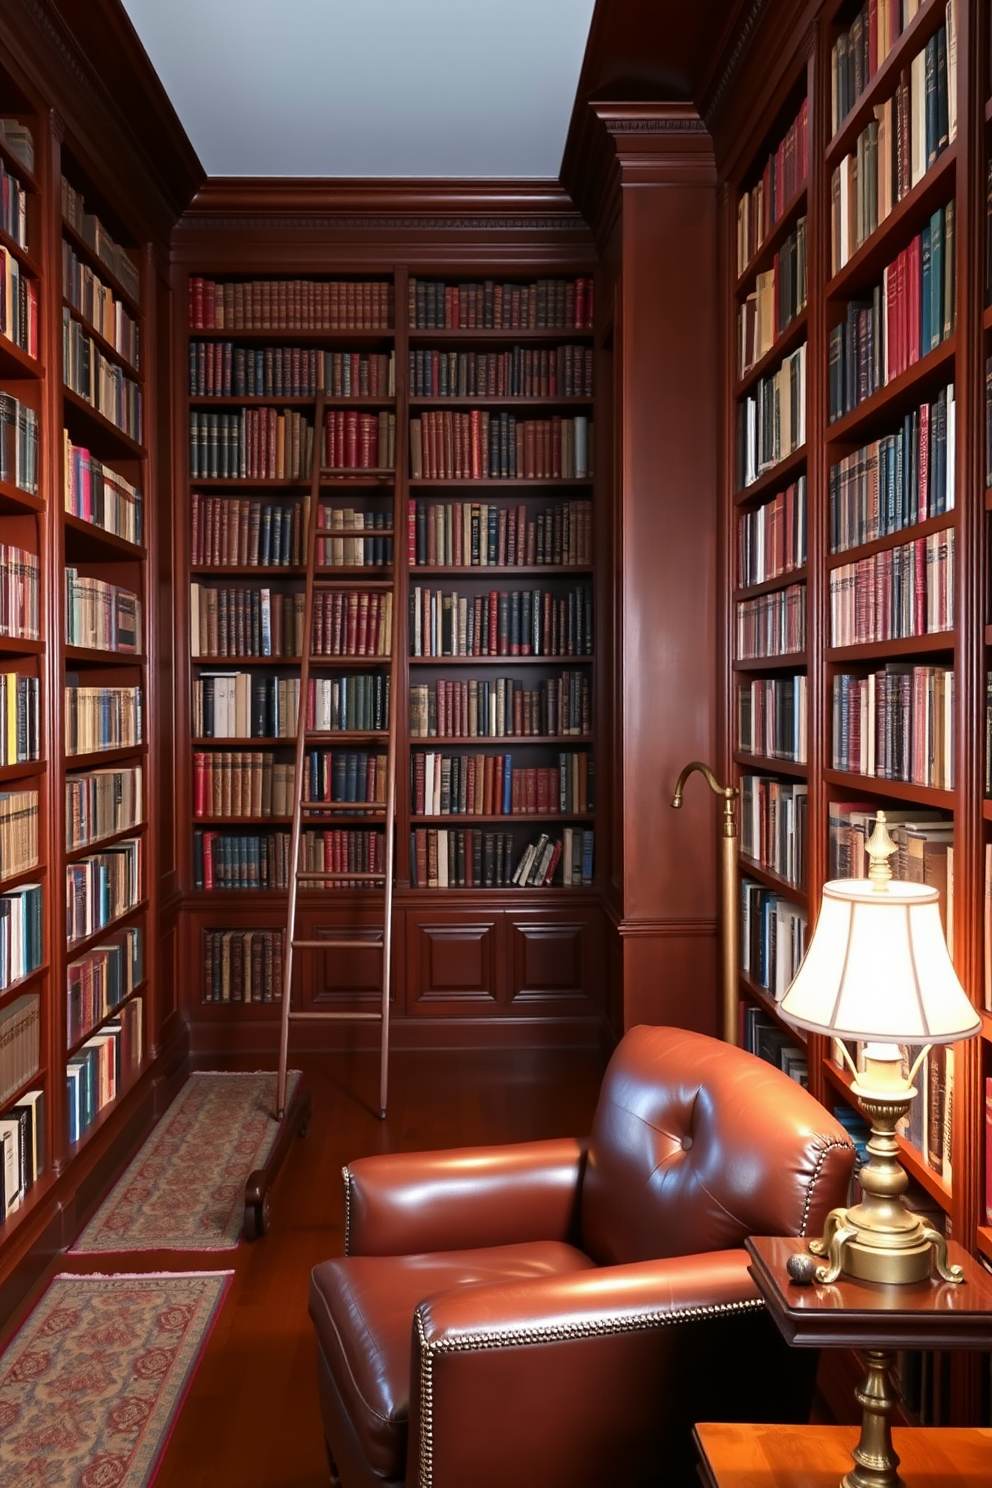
<box><xmin>119</xmin><ymin>0</ymin><xmax>597</xmax><ymax>179</ymax></box>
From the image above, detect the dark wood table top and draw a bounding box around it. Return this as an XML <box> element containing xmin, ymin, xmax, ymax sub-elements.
<box><xmin>694</xmin><ymin>1422</ymin><xmax>992</xmax><ymax>1488</ymax></box>
<box><xmin>746</xmin><ymin>1235</ymin><xmax>992</xmax><ymax>1349</ymax></box>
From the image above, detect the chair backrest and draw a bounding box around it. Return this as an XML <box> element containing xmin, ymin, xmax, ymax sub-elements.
<box><xmin>579</xmin><ymin>1025</ymin><xmax>856</xmax><ymax>1266</ymax></box>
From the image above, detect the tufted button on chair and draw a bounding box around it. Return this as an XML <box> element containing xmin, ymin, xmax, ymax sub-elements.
<box><xmin>309</xmin><ymin>1025</ymin><xmax>856</xmax><ymax>1488</ymax></box>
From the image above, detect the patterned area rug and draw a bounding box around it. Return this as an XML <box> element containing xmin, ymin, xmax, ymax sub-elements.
<box><xmin>0</xmin><ymin>1271</ymin><xmax>230</xmax><ymax>1488</ymax></box>
<box><xmin>71</xmin><ymin>1070</ymin><xmax>301</xmax><ymax>1253</ymax></box>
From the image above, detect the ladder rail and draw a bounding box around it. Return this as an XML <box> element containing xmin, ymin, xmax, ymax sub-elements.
<box><xmin>277</xmin><ymin>389</ymin><xmax>398</xmax><ymax>1121</ymax></box>
<box><xmin>277</xmin><ymin>390</ymin><xmax>326</xmax><ymax>1116</ymax></box>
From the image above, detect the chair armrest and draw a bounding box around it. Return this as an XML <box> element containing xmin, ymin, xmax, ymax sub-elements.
<box><xmin>408</xmin><ymin>1250</ymin><xmax>770</xmax><ymax>1488</ymax></box>
<box><xmin>344</xmin><ymin>1137</ymin><xmax>586</xmax><ymax>1256</ymax></box>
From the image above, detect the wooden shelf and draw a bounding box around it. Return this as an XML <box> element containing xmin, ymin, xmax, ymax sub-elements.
<box><xmin>411</xmin><ymin>564</ymin><xmax>593</xmax><ymax>577</ymax></box>
<box><xmin>408</xmin><ymin>328</ymin><xmax>593</xmax><ymax>344</ymax></box>
<box><xmin>66</xmin><ymin>744</ymin><xmax>147</xmax><ymax>771</ymax></box>
<box><xmin>825</xmin><ymin>0</ymin><xmax>949</xmax><ymax>166</ymax></box>
<box><xmin>62</xmin><ymin>301</ymin><xmax>141</xmax><ymax>382</ymax></box>
<box><xmin>61</xmin><ymin>216</ymin><xmax>141</xmax><ymax>316</ymax></box>
<box><xmin>64</xmin><ymin>646</ymin><xmax>145</xmax><ymax>667</ymax></box>
<box><xmin>734</xmin><ymin>180</ymin><xmax>809</xmax><ymax>295</ymax></box>
<box><xmin>736</xmin><ymin>854</ymin><xmax>808</xmax><ymax>905</ymax></box>
<box><xmin>66</xmin><ymin>898</ymin><xmax>148</xmax><ymax>960</ymax></box>
<box><xmin>62</xmin><ymin>386</ymin><xmax>144</xmax><ymax>459</ymax></box>
<box><xmin>734</xmin><ymin>445</ymin><xmax>807</xmax><ymax>506</ymax></box>
<box><xmin>189</xmin><ymin>395</ymin><xmax>319</xmax><ymax>408</ymax></box>
<box><xmin>0</xmin><ymin>331</ymin><xmax>41</xmax><ymax>380</ymax></box>
<box><xmin>412</xmin><ymin>734</ymin><xmax>594</xmax><ymax>748</ymax></box>
<box><xmin>826</xmin><ymin>145</ymin><xmax>956</xmax><ymax>303</ymax></box>
<box><xmin>189</xmin><ymin>327</ymin><xmax>394</xmax><ymax>344</ymax></box>
<box><xmin>822</xmin><ymin>769</ymin><xmax>955</xmax><ymax>811</ymax></box>
<box><xmin>827</xmin><ymin>511</ymin><xmax>955</xmax><ymax>567</ymax></box>
<box><xmin>410</xmin><ymin>396</ymin><xmax>594</xmax><ymax>409</ymax></box>
<box><xmin>0</xmin><ymin>135</ymin><xmax>39</xmax><ymax>193</ymax></box>
<box><xmin>732</xmin><ymin>751</ymin><xmax>808</xmax><ymax>778</ymax></box>
<box><xmin>825</xmin><ymin>630</ymin><xmax>954</xmax><ymax>661</ymax></box>
<box><xmin>65</xmin><ymin>821</ymin><xmax>146</xmax><ymax>863</ymax></box>
<box><xmin>733</xmin><ymin>565</ymin><xmax>807</xmax><ymax>601</ymax></box>
<box><xmin>734</xmin><ymin>307</ymin><xmax>808</xmax><ymax>400</ymax></box>
<box><xmin>732</xmin><ymin>651</ymin><xmax>807</xmax><ymax>671</ymax></box>
<box><xmin>0</xmin><ymin>478</ymin><xmax>44</xmax><ymax>516</ymax></box>
<box><xmin>825</xmin><ymin>336</ymin><xmax>957</xmax><ymax>446</ymax></box>
<box><xmin>409</xmin><ymin>653</ymin><xmax>594</xmax><ymax>667</ymax></box>
<box><xmin>63</xmin><ymin>513</ymin><xmax>145</xmax><ymax>560</ymax></box>
<box><xmin>410</xmin><ymin>477</ymin><xmax>594</xmax><ymax>490</ymax></box>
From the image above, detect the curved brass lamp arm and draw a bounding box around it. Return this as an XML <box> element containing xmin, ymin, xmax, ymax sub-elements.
<box><xmin>671</xmin><ymin>761</ymin><xmax>739</xmax><ymax>1044</ymax></box>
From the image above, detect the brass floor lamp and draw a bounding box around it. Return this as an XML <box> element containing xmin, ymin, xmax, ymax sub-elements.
<box><xmin>671</xmin><ymin>761</ymin><xmax>739</xmax><ymax>1045</ymax></box>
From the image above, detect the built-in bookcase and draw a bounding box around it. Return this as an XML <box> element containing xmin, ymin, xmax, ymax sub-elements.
<box><xmin>177</xmin><ymin>263</ymin><xmax>603</xmax><ymax>1032</ymax></box>
<box><xmin>0</xmin><ymin>42</ymin><xmax>159</xmax><ymax>1254</ymax></box>
<box><xmin>721</xmin><ymin>0</ymin><xmax>989</xmax><ymax>1427</ymax></box>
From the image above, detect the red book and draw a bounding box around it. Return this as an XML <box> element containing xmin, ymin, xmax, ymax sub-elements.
<box><xmin>488</xmin><ymin>591</ymin><xmax>498</xmax><ymax>655</ymax></box>
<box><xmin>914</xmin><ymin>536</ymin><xmax>925</xmax><ymax>636</ymax></box>
<box><xmin>907</xmin><ymin>235</ymin><xmax>921</xmax><ymax>368</ymax></box>
<box><xmin>917</xmin><ymin>402</ymin><xmax>930</xmax><ymax>522</ymax></box>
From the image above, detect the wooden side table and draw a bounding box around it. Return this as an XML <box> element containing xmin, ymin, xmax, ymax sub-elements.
<box><xmin>744</xmin><ymin>1236</ymin><xmax>992</xmax><ymax>1487</ymax></box>
<box><xmin>694</xmin><ymin>1422</ymin><xmax>992</xmax><ymax>1488</ymax></box>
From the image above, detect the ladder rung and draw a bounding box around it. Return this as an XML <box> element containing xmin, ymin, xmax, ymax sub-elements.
<box><xmin>300</xmin><ymin>803</ymin><xmax>389</xmax><ymax>814</ymax></box>
<box><xmin>291</xmin><ymin>938</ymin><xmax>384</xmax><ymax>950</ymax></box>
<box><xmin>287</xmin><ymin>1009</ymin><xmax>384</xmax><ymax>1023</ymax></box>
<box><xmin>295</xmin><ymin>870</ymin><xmax>387</xmax><ymax>882</ymax></box>
<box><xmin>313</xmin><ymin>578</ymin><xmax>394</xmax><ymax>591</ymax></box>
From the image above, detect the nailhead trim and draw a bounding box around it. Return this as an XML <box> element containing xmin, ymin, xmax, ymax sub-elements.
<box><xmin>799</xmin><ymin>1136</ymin><xmax>856</xmax><ymax>1237</ymax></box>
<box><xmin>342</xmin><ymin>1166</ymin><xmax>352</xmax><ymax>1256</ymax></box>
<box><xmin>414</xmin><ymin>1296</ymin><xmax>764</xmax><ymax>1487</ymax></box>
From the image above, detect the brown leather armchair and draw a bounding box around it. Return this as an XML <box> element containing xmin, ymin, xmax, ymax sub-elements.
<box><xmin>309</xmin><ymin>1025</ymin><xmax>856</xmax><ymax>1488</ymax></box>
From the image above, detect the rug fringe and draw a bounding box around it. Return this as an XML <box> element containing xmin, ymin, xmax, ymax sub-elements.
<box><xmin>55</xmin><ymin>1269</ymin><xmax>236</xmax><ymax>1281</ymax></box>
<box><xmin>189</xmin><ymin>1068</ymin><xmax>303</xmax><ymax>1077</ymax></box>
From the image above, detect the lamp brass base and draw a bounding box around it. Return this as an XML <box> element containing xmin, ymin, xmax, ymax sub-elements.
<box><xmin>840</xmin><ymin>1350</ymin><xmax>904</xmax><ymax>1488</ymax></box>
<box><xmin>809</xmin><ymin>1205</ymin><xmax>955</xmax><ymax>1285</ymax></box>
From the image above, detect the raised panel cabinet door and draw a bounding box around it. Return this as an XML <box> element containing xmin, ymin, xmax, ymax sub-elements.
<box><xmin>302</xmin><ymin>910</ymin><xmax>403</xmax><ymax>1012</ymax></box>
<box><xmin>508</xmin><ymin>914</ymin><xmax>594</xmax><ymax>1006</ymax></box>
<box><xmin>406</xmin><ymin>912</ymin><xmax>500</xmax><ymax>1014</ymax></box>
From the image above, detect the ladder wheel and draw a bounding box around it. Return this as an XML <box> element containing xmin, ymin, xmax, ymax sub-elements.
<box><xmin>245</xmin><ymin>1194</ymin><xmax>271</xmax><ymax>1241</ymax></box>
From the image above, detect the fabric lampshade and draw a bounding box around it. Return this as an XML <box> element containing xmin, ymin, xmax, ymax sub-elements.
<box><xmin>780</xmin><ymin>878</ymin><xmax>981</xmax><ymax>1044</ymax></box>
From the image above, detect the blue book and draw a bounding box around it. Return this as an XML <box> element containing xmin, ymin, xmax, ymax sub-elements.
<box><xmin>502</xmin><ymin>756</ymin><xmax>512</xmax><ymax>815</ymax></box>
<box><xmin>929</xmin><ymin>207</ymin><xmax>944</xmax><ymax>352</ymax></box>
<box><xmin>580</xmin><ymin>828</ymin><xmax>594</xmax><ymax>888</ymax></box>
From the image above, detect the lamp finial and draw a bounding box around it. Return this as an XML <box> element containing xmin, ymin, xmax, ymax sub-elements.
<box><xmin>865</xmin><ymin>810</ymin><xmax>897</xmax><ymax>891</ymax></box>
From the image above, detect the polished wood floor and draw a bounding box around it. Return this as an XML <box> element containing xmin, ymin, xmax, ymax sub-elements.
<box><xmin>48</xmin><ymin>1045</ymin><xmax>607</xmax><ymax>1488</ymax></box>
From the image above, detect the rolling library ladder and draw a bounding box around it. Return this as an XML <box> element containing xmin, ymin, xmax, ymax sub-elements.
<box><xmin>275</xmin><ymin>391</ymin><xmax>399</xmax><ymax>1122</ymax></box>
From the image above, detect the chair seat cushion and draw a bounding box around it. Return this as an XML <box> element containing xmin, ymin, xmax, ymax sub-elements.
<box><xmin>310</xmin><ymin>1240</ymin><xmax>595</xmax><ymax>1480</ymax></box>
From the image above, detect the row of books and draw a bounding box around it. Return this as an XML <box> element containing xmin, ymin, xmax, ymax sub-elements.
<box><xmin>737</xmin><ymin>217</ymin><xmax>807</xmax><ymax>378</ymax></box>
<box><xmin>305</xmin><ymin>673</ymin><xmax>388</xmax><ymax>734</ymax></box>
<box><xmin>190</xmin><ymin>494</ymin><xmax>309</xmax><ymax>569</ymax></box>
<box><xmin>0</xmin><ymin>152</ymin><xmax>28</xmax><ymax>254</ymax></box>
<box><xmin>408</xmin><ymin>825</ymin><xmax>594</xmax><ymax>889</ymax></box>
<box><xmin>0</xmin><ymin>118</ymin><xmax>32</xmax><ymax>172</ymax></box>
<box><xmin>201</xmin><ymin>928</ymin><xmax>284</xmax><ymax>1003</ymax></box>
<box><xmin>65</xmin><ymin>837</ymin><xmax>142</xmax><ymax>943</ymax></box>
<box><xmin>189</xmin><ymin>277</ymin><xmax>393</xmax><ymax>333</ymax></box>
<box><xmin>0</xmin><ymin>246</ymin><xmax>39</xmax><ymax>359</ymax></box>
<box><xmin>409</xmin><ymin>672</ymin><xmax>591</xmax><ymax>740</ymax></box>
<box><xmin>311</xmin><ymin>590</ymin><xmax>393</xmax><ymax>658</ymax></box>
<box><xmin>66</xmin><ymin>926</ymin><xmax>142</xmax><ymax>1047</ymax></box>
<box><xmin>410</xmin><ymin>344</ymin><xmax>594</xmax><ymax>400</ymax></box>
<box><xmin>61</xmin><ymin>176</ymin><xmax>140</xmax><ymax>305</ymax></box>
<box><xmin>0</xmin><ymin>882</ymin><xmax>42</xmax><ymax>991</ymax></box>
<box><xmin>409</xmin><ymin>499</ymin><xmax>592</xmax><ymax>569</ymax></box>
<box><xmin>411</xmin><ymin>751</ymin><xmax>594</xmax><ymax>818</ymax></box>
<box><xmin>66</xmin><ymin>767</ymin><xmax>142</xmax><ymax>851</ymax></box>
<box><xmin>64</xmin><ymin>437</ymin><xmax>143</xmax><ymax>545</ymax></box>
<box><xmin>828</xmin><ymin>802</ymin><xmax>951</xmax><ymax>881</ymax></box>
<box><xmin>832</xmin><ymin>665</ymin><xmax>954</xmax><ymax>789</ymax></box>
<box><xmin>300</xmin><ymin>828</ymin><xmax>384</xmax><ymax>884</ymax></box>
<box><xmin>737</xmin><ymin>477</ymin><xmax>807</xmax><ymax>590</ymax></box>
<box><xmin>0</xmin><ymin>545</ymin><xmax>37</xmax><ymax>640</ymax></box>
<box><xmin>322</xmin><ymin>410</ymin><xmax>396</xmax><ymax>471</ymax></box>
<box><xmin>188</xmin><ymin>343</ymin><xmax>395</xmax><ymax>399</ymax></box>
<box><xmin>828</xmin><ymin>384</ymin><xmax>956</xmax><ymax>553</ymax></box>
<box><xmin>740</xmin><ymin>880</ymin><xmax>809</xmax><ymax>1002</ymax></box>
<box><xmin>0</xmin><ymin>992</ymin><xmax>39</xmax><ymax>1103</ymax></box>
<box><xmin>410</xmin><ymin>412</ymin><xmax>592</xmax><ymax>481</ymax></box>
<box><xmin>828</xmin><ymin>528</ymin><xmax>953</xmax><ymax>646</ymax></box>
<box><xmin>830</xmin><ymin>0</ymin><xmax>955</xmax><ymax>136</ymax></box>
<box><xmin>66</xmin><ymin>998</ymin><xmax>143</xmax><ymax>1146</ymax></box>
<box><xmin>0</xmin><ymin>671</ymin><xmax>38</xmax><ymax>766</ymax></box>
<box><xmin>65</xmin><ymin>570</ymin><xmax>140</xmax><ymax>654</ymax></box>
<box><xmin>193</xmin><ymin>752</ymin><xmax>295</xmax><ymax>819</ymax></box>
<box><xmin>736</xmin><ymin>98</ymin><xmax>809</xmax><ymax>274</ymax></box>
<box><xmin>62</xmin><ymin>311</ymin><xmax>142</xmax><ymax>443</ymax></box>
<box><xmin>189</xmin><ymin>585</ymin><xmax>307</xmax><ymax>660</ymax></box>
<box><xmin>741</xmin><ymin>1008</ymin><xmax>806</xmax><ymax>1087</ymax></box>
<box><xmin>737</xmin><ymin>343</ymin><xmax>806</xmax><ymax>488</ymax></box>
<box><xmin>0</xmin><ymin>1088</ymin><xmax>43</xmax><ymax>1221</ymax></box>
<box><xmin>983</xmin><ymin>359</ymin><xmax>992</xmax><ymax>486</ymax></box>
<box><xmin>828</xmin><ymin>207</ymin><xmax>955</xmax><ymax>423</ymax></box>
<box><xmin>832</xmin><ymin>1036</ymin><xmax>952</xmax><ymax>1183</ymax></box>
<box><xmin>735</xmin><ymin>581</ymin><xmax>806</xmax><ymax>661</ymax></box>
<box><xmin>189</xmin><ymin>408</ymin><xmax>313</xmax><ymax>482</ymax></box>
<box><xmin>64</xmin><ymin>683</ymin><xmax>142</xmax><ymax>756</ymax></box>
<box><xmin>0</xmin><ymin>789</ymin><xmax>37</xmax><ymax>880</ymax></box>
<box><xmin>316</xmin><ymin>507</ymin><xmax>393</xmax><ymax>569</ymax></box>
<box><xmin>193</xmin><ymin>672</ymin><xmax>301</xmax><ymax>740</ymax></box>
<box><xmin>409</xmin><ymin>583</ymin><xmax>594</xmax><ymax>659</ymax></box>
<box><xmin>62</xmin><ymin>240</ymin><xmax>140</xmax><ymax>370</ymax></box>
<box><xmin>830</xmin><ymin>25</ymin><xmax>956</xmax><ymax>275</ymax></box>
<box><xmin>302</xmin><ymin>749</ymin><xmax>387</xmax><ymax>807</ymax></box>
<box><xmin>192</xmin><ymin>828</ymin><xmax>291</xmax><ymax>890</ymax></box>
<box><xmin>737</xmin><ymin>674</ymin><xmax>807</xmax><ymax>763</ymax></box>
<box><xmin>740</xmin><ymin>774</ymin><xmax>808</xmax><ymax>888</ymax></box>
<box><xmin>408</xmin><ymin>277</ymin><xmax>593</xmax><ymax>332</ymax></box>
<box><xmin>0</xmin><ymin>394</ymin><xmax>39</xmax><ymax>496</ymax></box>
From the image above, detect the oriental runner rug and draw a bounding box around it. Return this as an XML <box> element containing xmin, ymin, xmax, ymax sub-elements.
<box><xmin>71</xmin><ymin>1070</ymin><xmax>301</xmax><ymax>1253</ymax></box>
<box><xmin>0</xmin><ymin>1270</ymin><xmax>230</xmax><ymax>1488</ymax></box>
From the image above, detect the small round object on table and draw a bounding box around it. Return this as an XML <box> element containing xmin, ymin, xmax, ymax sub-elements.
<box><xmin>786</xmin><ymin>1251</ymin><xmax>818</xmax><ymax>1287</ymax></box>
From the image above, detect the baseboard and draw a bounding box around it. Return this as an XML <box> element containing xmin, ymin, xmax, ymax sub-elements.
<box><xmin>186</xmin><ymin>1012</ymin><xmax>608</xmax><ymax>1057</ymax></box>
